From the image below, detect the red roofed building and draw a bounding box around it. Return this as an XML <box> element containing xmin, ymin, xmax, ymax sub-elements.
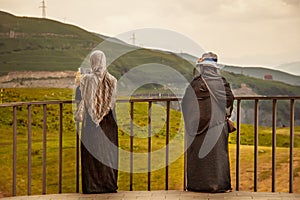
<box><xmin>264</xmin><ymin>74</ymin><xmax>273</xmax><ymax>80</ymax></box>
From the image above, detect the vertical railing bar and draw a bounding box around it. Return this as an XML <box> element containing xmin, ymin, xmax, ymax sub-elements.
<box><xmin>76</xmin><ymin>121</ymin><xmax>80</xmax><ymax>193</ymax></box>
<box><xmin>130</xmin><ymin>102</ymin><xmax>134</xmax><ymax>191</ymax></box>
<box><xmin>58</xmin><ymin>103</ymin><xmax>63</xmax><ymax>193</ymax></box>
<box><xmin>184</xmin><ymin>132</ymin><xmax>187</xmax><ymax>191</ymax></box>
<box><xmin>42</xmin><ymin>104</ymin><xmax>47</xmax><ymax>195</ymax></box>
<box><xmin>165</xmin><ymin>101</ymin><xmax>170</xmax><ymax>190</ymax></box>
<box><xmin>272</xmin><ymin>99</ymin><xmax>277</xmax><ymax>192</ymax></box>
<box><xmin>236</xmin><ymin>99</ymin><xmax>241</xmax><ymax>191</ymax></box>
<box><xmin>148</xmin><ymin>101</ymin><xmax>152</xmax><ymax>191</ymax></box>
<box><xmin>289</xmin><ymin>99</ymin><xmax>295</xmax><ymax>193</ymax></box>
<box><xmin>183</xmin><ymin>100</ymin><xmax>187</xmax><ymax>190</ymax></box>
<box><xmin>12</xmin><ymin>106</ymin><xmax>17</xmax><ymax>196</ymax></box>
<box><xmin>27</xmin><ymin>105</ymin><xmax>32</xmax><ymax>195</ymax></box>
<box><xmin>254</xmin><ymin>99</ymin><xmax>259</xmax><ymax>192</ymax></box>
<box><xmin>183</xmin><ymin>95</ymin><xmax>187</xmax><ymax>191</ymax></box>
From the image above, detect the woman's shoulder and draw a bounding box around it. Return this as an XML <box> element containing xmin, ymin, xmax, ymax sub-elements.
<box><xmin>80</xmin><ymin>73</ymin><xmax>95</xmax><ymax>86</ymax></box>
<box><xmin>189</xmin><ymin>75</ymin><xmax>207</xmax><ymax>90</ymax></box>
<box><xmin>81</xmin><ymin>73</ymin><xmax>92</xmax><ymax>80</ymax></box>
<box><xmin>84</xmin><ymin>72</ymin><xmax>101</xmax><ymax>80</ymax></box>
<box><xmin>220</xmin><ymin>76</ymin><xmax>230</xmax><ymax>84</ymax></box>
<box><xmin>106</xmin><ymin>72</ymin><xmax>117</xmax><ymax>83</ymax></box>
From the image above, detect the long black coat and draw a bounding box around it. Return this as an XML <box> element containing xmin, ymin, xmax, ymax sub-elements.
<box><xmin>76</xmin><ymin>86</ymin><xmax>118</xmax><ymax>194</ymax></box>
<box><xmin>182</xmin><ymin>72</ymin><xmax>234</xmax><ymax>192</ymax></box>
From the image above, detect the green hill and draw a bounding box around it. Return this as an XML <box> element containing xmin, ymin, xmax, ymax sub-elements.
<box><xmin>0</xmin><ymin>11</ymin><xmax>104</xmax><ymax>75</ymax></box>
<box><xmin>0</xmin><ymin>11</ymin><xmax>194</xmax><ymax>81</ymax></box>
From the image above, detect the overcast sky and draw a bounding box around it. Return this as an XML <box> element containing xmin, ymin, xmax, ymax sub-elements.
<box><xmin>1</xmin><ymin>0</ymin><xmax>300</xmax><ymax>74</ymax></box>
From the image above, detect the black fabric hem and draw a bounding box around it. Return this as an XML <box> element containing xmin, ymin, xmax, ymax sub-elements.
<box><xmin>187</xmin><ymin>187</ymin><xmax>232</xmax><ymax>193</ymax></box>
<box><xmin>82</xmin><ymin>190</ymin><xmax>118</xmax><ymax>194</ymax></box>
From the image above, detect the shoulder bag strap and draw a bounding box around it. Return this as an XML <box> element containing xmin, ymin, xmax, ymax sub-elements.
<box><xmin>200</xmin><ymin>76</ymin><xmax>219</xmax><ymax>103</ymax></box>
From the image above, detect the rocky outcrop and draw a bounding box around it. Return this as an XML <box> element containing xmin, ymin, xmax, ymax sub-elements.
<box><xmin>0</xmin><ymin>71</ymin><xmax>77</xmax><ymax>88</ymax></box>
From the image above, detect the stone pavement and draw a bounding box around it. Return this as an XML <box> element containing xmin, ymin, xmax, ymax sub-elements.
<box><xmin>1</xmin><ymin>191</ymin><xmax>300</xmax><ymax>200</ymax></box>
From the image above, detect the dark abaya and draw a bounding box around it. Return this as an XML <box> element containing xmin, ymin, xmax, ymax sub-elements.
<box><xmin>76</xmin><ymin>88</ymin><xmax>118</xmax><ymax>194</ymax></box>
<box><xmin>182</xmin><ymin>66</ymin><xmax>234</xmax><ymax>193</ymax></box>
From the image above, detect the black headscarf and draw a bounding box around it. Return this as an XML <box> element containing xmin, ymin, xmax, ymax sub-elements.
<box><xmin>182</xmin><ymin>58</ymin><xmax>234</xmax><ymax>158</ymax></box>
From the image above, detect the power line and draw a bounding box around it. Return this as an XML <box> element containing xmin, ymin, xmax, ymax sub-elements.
<box><xmin>130</xmin><ymin>32</ymin><xmax>136</xmax><ymax>46</ymax></box>
<box><xmin>39</xmin><ymin>0</ymin><xmax>46</xmax><ymax>18</ymax></box>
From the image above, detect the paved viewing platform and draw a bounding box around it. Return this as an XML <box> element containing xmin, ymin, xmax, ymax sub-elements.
<box><xmin>1</xmin><ymin>191</ymin><xmax>300</xmax><ymax>200</ymax></box>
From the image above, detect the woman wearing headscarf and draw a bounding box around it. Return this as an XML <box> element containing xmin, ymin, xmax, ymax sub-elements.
<box><xmin>76</xmin><ymin>50</ymin><xmax>118</xmax><ymax>194</ymax></box>
<box><xmin>182</xmin><ymin>52</ymin><xmax>234</xmax><ymax>193</ymax></box>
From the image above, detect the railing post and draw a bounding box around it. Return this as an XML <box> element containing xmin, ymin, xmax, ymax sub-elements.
<box><xmin>58</xmin><ymin>103</ymin><xmax>63</xmax><ymax>194</ymax></box>
<box><xmin>254</xmin><ymin>99</ymin><xmax>259</xmax><ymax>192</ymax></box>
<box><xmin>236</xmin><ymin>99</ymin><xmax>241</xmax><ymax>191</ymax></box>
<box><xmin>148</xmin><ymin>101</ymin><xmax>152</xmax><ymax>191</ymax></box>
<box><xmin>289</xmin><ymin>99</ymin><xmax>295</xmax><ymax>193</ymax></box>
<box><xmin>165</xmin><ymin>101</ymin><xmax>170</xmax><ymax>190</ymax></box>
<box><xmin>184</xmin><ymin>129</ymin><xmax>187</xmax><ymax>191</ymax></box>
<box><xmin>12</xmin><ymin>106</ymin><xmax>17</xmax><ymax>196</ymax></box>
<box><xmin>42</xmin><ymin>104</ymin><xmax>47</xmax><ymax>195</ymax></box>
<box><xmin>130</xmin><ymin>102</ymin><xmax>134</xmax><ymax>191</ymax></box>
<box><xmin>27</xmin><ymin>105</ymin><xmax>32</xmax><ymax>195</ymax></box>
<box><xmin>272</xmin><ymin>99</ymin><xmax>277</xmax><ymax>192</ymax></box>
<box><xmin>76</xmin><ymin>121</ymin><xmax>80</xmax><ymax>193</ymax></box>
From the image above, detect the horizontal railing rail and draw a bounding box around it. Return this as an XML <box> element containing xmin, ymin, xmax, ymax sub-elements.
<box><xmin>0</xmin><ymin>96</ymin><xmax>299</xmax><ymax>196</ymax></box>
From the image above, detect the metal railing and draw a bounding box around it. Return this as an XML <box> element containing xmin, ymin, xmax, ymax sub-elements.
<box><xmin>234</xmin><ymin>96</ymin><xmax>300</xmax><ymax>193</ymax></box>
<box><xmin>117</xmin><ymin>98</ymin><xmax>178</xmax><ymax>191</ymax></box>
<box><xmin>0</xmin><ymin>96</ymin><xmax>299</xmax><ymax>196</ymax></box>
<box><xmin>0</xmin><ymin>100</ymin><xmax>75</xmax><ymax>196</ymax></box>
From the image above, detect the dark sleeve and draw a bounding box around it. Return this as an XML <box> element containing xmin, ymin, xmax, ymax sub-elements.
<box><xmin>182</xmin><ymin>77</ymin><xmax>211</xmax><ymax>136</ymax></box>
<box><xmin>223</xmin><ymin>78</ymin><xmax>234</xmax><ymax>117</ymax></box>
<box><xmin>75</xmin><ymin>86</ymin><xmax>82</xmax><ymax>101</ymax></box>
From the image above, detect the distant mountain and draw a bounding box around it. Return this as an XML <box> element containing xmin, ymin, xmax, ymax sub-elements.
<box><xmin>277</xmin><ymin>61</ymin><xmax>300</xmax><ymax>76</ymax></box>
<box><xmin>175</xmin><ymin>52</ymin><xmax>300</xmax><ymax>86</ymax></box>
<box><xmin>223</xmin><ymin>65</ymin><xmax>300</xmax><ymax>86</ymax></box>
<box><xmin>175</xmin><ymin>52</ymin><xmax>197</xmax><ymax>64</ymax></box>
<box><xmin>93</xmin><ymin>32</ymin><xmax>129</xmax><ymax>46</ymax></box>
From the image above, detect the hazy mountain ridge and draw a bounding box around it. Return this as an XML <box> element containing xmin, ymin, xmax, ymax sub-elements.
<box><xmin>175</xmin><ymin>52</ymin><xmax>300</xmax><ymax>86</ymax></box>
<box><xmin>223</xmin><ymin>65</ymin><xmax>300</xmax><ymax>86</ymax></box>
<box><xmin>277</xmin><ymin>61</ymin><xmax>300</xmax><ymax>76</ymax></box>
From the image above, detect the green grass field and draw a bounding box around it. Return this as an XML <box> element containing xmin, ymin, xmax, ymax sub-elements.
<box><xmin>0</xmin><ymin>88</ymin><xmax>299</xmax><ymax>196</ymax></box>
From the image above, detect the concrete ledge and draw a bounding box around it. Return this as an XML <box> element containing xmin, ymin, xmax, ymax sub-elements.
<box><xmin>1</xmin><ymin>190</ymin><xmax>300</xmax><ymax>200</ymax></box>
